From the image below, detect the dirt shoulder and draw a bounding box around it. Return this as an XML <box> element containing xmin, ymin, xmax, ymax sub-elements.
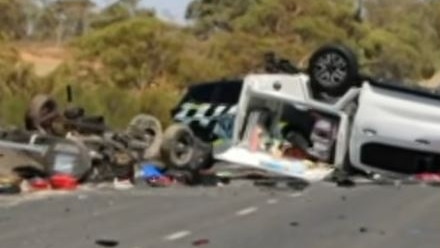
<box><xmin>17</xmin><ymin>43</ymin><xmax>70</xmax><ymax>77</ymax></box>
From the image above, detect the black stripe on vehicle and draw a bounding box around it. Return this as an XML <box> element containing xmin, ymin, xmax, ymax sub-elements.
<box><xmin>221</xmin><ymin>105</ymin><xmax>232</xmax><ymax>115</ymax></box>
<box><xmin>186</xmin><ymin>108</ymin><xmax>198</xmax><ymax>118</ymax></box>
<box><xmin>204</xmin><ymin>105</ymin><xmax>218</xmax><ymax>117</ymax></box>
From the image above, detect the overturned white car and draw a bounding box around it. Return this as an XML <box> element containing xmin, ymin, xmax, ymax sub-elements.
<box><xmin>212</xmin><ymin>44</ymin><xmax>440</xmax><ymax>182</ymax></box>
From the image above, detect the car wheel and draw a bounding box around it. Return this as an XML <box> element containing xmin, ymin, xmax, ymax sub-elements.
<box><xmin>126</xmin><ymin>114</ymin><xmax>163</xmax><ymax>160</ymax></box>
<box><xmin>308</xmin><ymin>44</ymin><xmax>360</xmax><ymax>97</ymax></box>
<box><xmin>25</xmin><ymin>95</ymin><xmax>60</xmax><ymax>133</ymax></box>
<box><xmin>161</xmin><ymin>124</ymin><xmax>196</xmax><ymax>169</ymax></box>
<box><xmin>189</xmin><ymin>138</ymin><xmax>215</xmax><ymax>171</ymax></box>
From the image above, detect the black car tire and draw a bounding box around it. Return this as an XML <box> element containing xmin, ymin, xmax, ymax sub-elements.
<box><xmin>161</xmin><ymin>124</ymin><xmax>195</xmax><ymax>169</ymax></box>
<box><xmin>308</xmin><ymin>44</ymin><xmax>360</xmax><ymax>97</ymax></box>
<box><xmin>189</xmin><ymin>138</ymin><xmax>215</xmax><ymax>171</ymax></box>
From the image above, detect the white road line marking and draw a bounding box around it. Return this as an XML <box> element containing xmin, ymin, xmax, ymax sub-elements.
<box><xmin>267</xmin><ymin>199</ymin><xmax>279</xmax><ymax>204</ymax></box>
<box><xmin>289</xmin><ymin>192</ymin><xmax>302</xmax><ymax>198</ymax></box>
<box><xmin>164</xmin><ymin>231</ymin><xmax>192</xmax><ymax>241</ymax></box>
<box><xmin>236</xmin><ymin>207</ymin><xmax>258</xmax><ymax>216</ymax></box>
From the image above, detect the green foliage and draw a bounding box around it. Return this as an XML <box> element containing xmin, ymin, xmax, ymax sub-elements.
<box><xmin>0</xmin><ymin>0</ymin><xmax>26</xmax><ymax>39</ymax></box>
<box><xmin>0</xmin><ymin>43</ymin><xmax>36</xmax><ymax>127</ymax></box>
<box><xmin>186</xmin><ymin>0</ymin><xmax>260</xmax><ymax>34</ymax></box>
<box><xmin>75</xmin><ymin>17</ymin><xmax>186</xmax><ymax>90</ymax></box>
<box><xmin>90</xmin><ymin>0</ymin><xmax>155</xmax><ymax>29</ymax></box>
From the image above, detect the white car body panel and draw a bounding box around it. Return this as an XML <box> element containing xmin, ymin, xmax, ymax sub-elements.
<box><xmin>350</xmin><ymin>83</ymin><xmax>440</xmax><ymax>175</ymax></box>
<box><xmin>215</xmin><ymin>146</ymin><xmax>334</xmax><ymax>182</ymax></box>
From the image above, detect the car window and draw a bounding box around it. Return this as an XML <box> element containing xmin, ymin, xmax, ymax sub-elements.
<box><xmin>180</xmin><ymin>80</ymin><xmax>243</xmax><ymax>105</ymax></box>
<box><xmin>182</xmin><ymin>83</ymin><xmax>217</xmax><ymax>104</ymax></box>
<box><xmin>212</xmin><ymin>81</ymin><xmax>243</xmax><ymax>104</ymax></box>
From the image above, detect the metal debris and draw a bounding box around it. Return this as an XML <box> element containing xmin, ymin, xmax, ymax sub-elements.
<box><xmin>289</xmin><ymin>221</ymin><xmax>300</xmax><ymax>227</ymax></box>
<box><xmin>192</xmin><ymin>239</ymin><xmax>210</xmax><ymax>246</ymax></box>
<box><xmin>95</xmin><ymin>239</ymin><xmax>119</xmax><ymax>247</ymax></box>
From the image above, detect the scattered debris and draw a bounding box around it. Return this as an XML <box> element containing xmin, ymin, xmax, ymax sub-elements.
<box><xmin>165</xmin><ymin>169</ymin><xmax>193</xmax><ymax>185</ymax></box>
<box><xmin>289</xmin><ymin>221</ymin><xmax>300</xmax><ymax>227</ymax></box>
<box><xmin>50</xmin><ymin>174</ymin><xmax>77</xmax><ymax>190</ymax></box>
<box><xmin>415</xmin><ymin>173</ymin><xmax>440</xmax><ymax>183</ymax></box>
<box><xmin>336</xmin><ymin>178</ymin><xmax>356</xmax><ymax>188</ymax></box>
<box><xmin>29</xmin><ymin>177</ymin><xmax>50</xmax><ymax>190</ymax></box>
<box><xmin>0</xmin><ymin>183</ymin><xmax>21</xmax><ymax>195</ymax></box>
<box><xmin>192</xmin><ymin>239</ymin><xmax>210</xmax><ymax>246</ymax></box>
<box><xmin>0</xmin><ymin>174</ymin><xmax>22</xmax><ymax>195</ymax></box>
<box><xmin>191</xmin><ymin>171</ymin><xmax>230</xmax><ymax>186</ymax></box>
<box><xmin>136</xmin><ymin>164</ymin><xmax>173</xmax><ymax>187</ymax></box>
<box><xmin>95</xmin><ymin>239</ymin><xmax>119</xmax><ymax>247</ymax></box>
<box><xmin>146</xmin><ymin>176</ymin><xmax>173</xmax><ymax>187</ymax></box>
<box><xmin>113</xmin><ymin>178</ymin><xmax>134</xmax><ymax>190</ymax></box>
<box><xmin>254</xmin><ymin>177</ymin><xmax>308</xmax><ymax>192</ymax></box>
<box><xmin>13</xmin><ymin>166</ymin><xmax>47</xmax><ymax>180</ymax></box>
<box><xmin>140</xmin><ymin>164</ymin><xmax>163</xmax><ymax>179</ymax></box>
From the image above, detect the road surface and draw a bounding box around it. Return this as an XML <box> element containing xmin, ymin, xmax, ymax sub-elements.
<box><xmin>0</xmin><ymin>180</ymin><xmax>438</xmax><ymax>248</ymax></box>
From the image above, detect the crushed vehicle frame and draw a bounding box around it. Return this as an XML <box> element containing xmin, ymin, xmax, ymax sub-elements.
<box><xmin>181</xmin><ymin>43</ymin><xmax>440</xmax><ymax>182</ymax></box>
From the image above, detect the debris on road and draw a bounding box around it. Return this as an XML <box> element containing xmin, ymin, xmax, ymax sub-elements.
<box><xmin>0</xmin><ymin>183</ymin><xmax>21</xmax><ymax>195</ymax></box>
<box><xmin>29</xmin><ymin>177</ymin><xmax>50</xmax><ymax>190</ymax></box>
<box><xmin>336</xmin><ymin>178</ymin><xmax>356</xmax><ymax>188</ymax></box>
<box><xmin>0</xmin><ymin>174</ymin><xmax>22</xmax><ymax>195</ymax></box>
<box><xmin>289</xmin><ymin>221</ymin><xmax>300</xmax><ymax>227</ymax></box>
<box><xmin>95</xmin><ymin>239</ymin><xmax>119</xmax><ymax>247</ymax></box>
<box><xmin>415</xmin><ymin>173</ymin><xmax>440</xmax><ymax>183</ymax></box>
<box><xmin>113</xmin><ymin>178</ymin><xmax>134</xmax><ymax>190</ymax></box>
<box><xmin>192</xmin><ymin>239</ymin><xmax>210</xmax><ymax>246</ymax></box>
<box><xmin>253</xmin><ymin>177</ymin><xmax>309</xmax><ymax>192</ymax></box>
<box><xmin>138</xmin><ymin>164</ymin><xmax>174</xmax><ymax>187</ymax></box>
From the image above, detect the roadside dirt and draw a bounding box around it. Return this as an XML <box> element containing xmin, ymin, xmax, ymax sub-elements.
<box><xmin>420</xmin><ymin>71</ymin><xmax>440</xmax><ymax>89</ymax></box>
<box><xmin>18</xmin><ymin>44</ymin><xmax>70</xmax><ymax>77</ymax></box>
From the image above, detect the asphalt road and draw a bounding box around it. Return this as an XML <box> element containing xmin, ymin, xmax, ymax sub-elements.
<box><xmin>0</xmin><ymin>180</ymin><xmax>439</xmax><ymax>248</ymax></box>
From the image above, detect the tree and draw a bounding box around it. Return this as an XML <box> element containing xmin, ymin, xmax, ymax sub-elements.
<box><xmin>90</xmin><ymin>0</ymin><xmax>154</xmax><ymax>29</ymax></box>
<box><xmin>186</xmin><ymin>0</ymin><xmax>260</xmax><ymax>35</ymax></box>
<box><xmin>76</xmin><ymin>17</ymin><xmax>186</xmax><ymax>90</ymax></box>
<box><xmin>119</xmin><ymin>0</ymin><xmax>141</xmax><ymax>17</ymax></box>
<box><xmin>0</xmin><ymin>0</ymin><xmax>27</xmax><ymax>39</ymax></box>
<box><xmin>21</xmin><ymin>0</ymin><xmax>95</xmax><ymax>44</ymax></box>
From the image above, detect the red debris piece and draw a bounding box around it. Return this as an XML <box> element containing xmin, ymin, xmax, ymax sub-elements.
<box><xmin>30</xmin><ymin>178</ymin><xmax>50</xmax><ymax>190</ymax></box>
<box><xmin>415</xmin><ymin>173</ymin><xmax>440</xmax><ymax>183</ymax></box>
<box><xmin>147</xmin><ymin>176</ymin><xmax>173</xmax><ymax>187</ymax></box>
<box><xmin>50</xmin><ymin>174</ymin><xmax>78</xmax><ymax>190</ymax></box>
<box><xmin>192</xmin><ymin>239</ymin><xmax>210</xmax><ymax>246</ymax></box>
